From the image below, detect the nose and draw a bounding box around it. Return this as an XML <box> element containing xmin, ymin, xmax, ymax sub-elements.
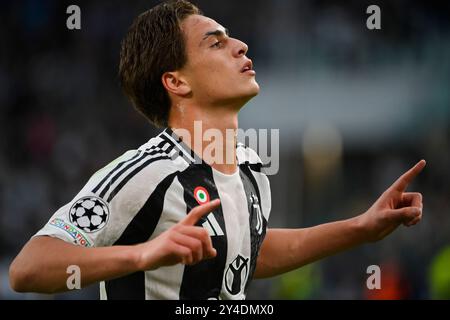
<box><xmin>232</xmin><ymin>38</ymin><xmax>248</xmax><ymax>57</ymax></box>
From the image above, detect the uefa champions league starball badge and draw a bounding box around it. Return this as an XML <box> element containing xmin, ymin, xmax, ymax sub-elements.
<box><xmin>69</xmin><ymin>196</ymin><xmax>109</xmax><ymax>233</ymax></box>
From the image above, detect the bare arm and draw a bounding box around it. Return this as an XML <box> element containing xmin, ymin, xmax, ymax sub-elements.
<box><xmin>9</xmin><ymin>199</ymin><xmax>220</xmax><ymax>294</ymax></box>
<box><xmin>254</xmin><ymin>160</ymin><xmax>426</xmax><ymax>279</ymax></box>
<box><xmin>255</xmin><ymin>219</ymin><xmax>364</xmax><ymax>278</ymax></box>
<box><xmin>9</xmin><ymin>236</ymin><xmax>140</xmax><ymax>293</ymax></box>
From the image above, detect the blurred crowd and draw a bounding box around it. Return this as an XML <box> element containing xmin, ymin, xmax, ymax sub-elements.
<box><xmin>0</xmin><ymin>0</ymin><xmax>449</xmax><ymax>299</ymax></box>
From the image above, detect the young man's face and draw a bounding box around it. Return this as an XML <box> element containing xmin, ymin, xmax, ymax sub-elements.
<box><xmin>180</xmin><ymin>14</ymin><xmax>259</xmax><ymax>108</ymax></box>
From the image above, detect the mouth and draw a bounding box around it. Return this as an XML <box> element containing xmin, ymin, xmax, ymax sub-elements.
<box><xmin>241</xmin><ymin>60</ymin><xmax>255</xmax><ymax>75</ymax></box>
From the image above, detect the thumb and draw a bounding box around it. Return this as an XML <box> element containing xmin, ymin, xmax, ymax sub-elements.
<box><xmin>389</xmin><ymin>206</ymin><xmax>421</xmax><ymax>223</ymax></box>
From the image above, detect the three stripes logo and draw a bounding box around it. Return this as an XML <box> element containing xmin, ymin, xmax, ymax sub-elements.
<box><xmin>91</xmin><ymin>139</ymin><xmax>174</xmax><ymax>202</ymax></box>
<box><xmin>202</xmin><ymin>213</ymin><xmax>224</xmax><ymax>236</ymax></box>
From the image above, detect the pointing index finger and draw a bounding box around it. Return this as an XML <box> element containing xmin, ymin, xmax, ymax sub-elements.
<box><xmin>181</xmin><ymin>199</ymin><xmax>221</xmax><ymax>226</ymax></box>
<box><xmin>391</xmin><ymin>160</ymin><xmax>426</xmax><ymax>192</ymax></box>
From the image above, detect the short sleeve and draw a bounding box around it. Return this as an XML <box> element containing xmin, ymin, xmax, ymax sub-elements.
<box><xmin>34</xmin><ymin>202</ymin><xmax>95</xmax><ymax>247</ymax></box>
<box><xmin>34</xmin><ymin>144</ymin><xmax>187</xmax><ymax>247</ymax></box>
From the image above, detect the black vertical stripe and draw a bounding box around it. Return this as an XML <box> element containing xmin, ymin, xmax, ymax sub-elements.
<box><xmin>104</xmin><ymin>171</ymin><xmax>179</xmax><ymax>300</ymax></box>
<box><xmin>239</xmin><ymin>164</ymin><xmax>267</xmax><ymax>294</ymax></box>
<box><xmin>103</xmin><ymin>272</ymin><xmax>145</xmax><ymax>300</ymax></box>
<box><xmin>177</xmin><ymin>164</ymin><xmax>228</xmax><ymax>300</ymax></box>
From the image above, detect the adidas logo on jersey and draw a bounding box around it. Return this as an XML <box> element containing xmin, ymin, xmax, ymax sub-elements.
<box><xmin>202</xmin><ymin>213</ymin><xmax>224</xmax><ymax>236</ymax></box>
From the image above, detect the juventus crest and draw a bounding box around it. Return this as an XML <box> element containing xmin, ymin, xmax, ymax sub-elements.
<box><xmin>251</xmin><ymin>193</ymin><xmax>263</xmax><ymax>235</ymax></box>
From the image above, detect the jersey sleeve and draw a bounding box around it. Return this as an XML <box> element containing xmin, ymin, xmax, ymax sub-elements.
<box><xmin>34</xmin><ymin>144</ymin><xmax>186</xmax><ymax>247</ymax></box>
<box><xmin>34</xmin><ymin>201</ymin><xmax>95</xmax><ymax>247</ymax></box>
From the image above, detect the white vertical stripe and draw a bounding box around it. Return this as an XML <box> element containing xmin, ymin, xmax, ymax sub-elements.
<box><xmin>99</xmin><ymin>281</ymin><xmax>107</xmax><ymax>300</ymax></box>
<box><xmin>145</xmin><ymin>176</ymin><xmax>187</xmax><ymax>299</ymax></box>
<box><xmin>212</xmin><ymin>169</ymin><xmax>251</xmax><ymax>300</ymax></box>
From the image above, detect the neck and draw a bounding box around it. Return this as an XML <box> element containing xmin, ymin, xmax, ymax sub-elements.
<box><xmin>168</xmin><ymin>104</ymin><xmax>239</xmax><ymax>175</ymax></box>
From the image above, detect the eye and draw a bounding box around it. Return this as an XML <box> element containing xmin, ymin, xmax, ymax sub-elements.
<box><xmin>211</xmin><ymin>41</ymin><xmax>222</xmax><ymax>48</ymax></box>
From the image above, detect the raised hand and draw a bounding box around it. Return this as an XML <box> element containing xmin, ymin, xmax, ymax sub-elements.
<box><xmin>357</xmin><ymin>160</ymin><xmax>426</xmax><ymax>242</ymax></box>
<box><xmin>135</xmin><ymin>199</ymin><xmax>220</xmax><ymax>270</ymax></box>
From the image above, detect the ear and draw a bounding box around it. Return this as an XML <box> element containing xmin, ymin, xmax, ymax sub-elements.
<box><xmin>161</xmin><ymin>71</ymin><xmax>191</xmax><ymax>97</ymax></box>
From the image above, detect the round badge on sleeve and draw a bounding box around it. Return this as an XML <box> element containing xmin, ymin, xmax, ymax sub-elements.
<box><xmin>194</xmin><ymin>186</ymin><xmax>210</xmax><ymax>205</ymax></box>
<box><xmin>69</xmin><ymin>196</ymin><xmax>109</xmax><ymax>233</ymax></box>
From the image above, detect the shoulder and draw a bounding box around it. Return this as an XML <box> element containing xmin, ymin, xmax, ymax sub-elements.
<box><xmin>36</xmin><ymin>130</ymin><xmax>196</xmax><ymax>247</ymax></box>
<box><xmin>83</xmin><ymin>131</ymin><xmax>190</xmax><ymax>204</ymax></box>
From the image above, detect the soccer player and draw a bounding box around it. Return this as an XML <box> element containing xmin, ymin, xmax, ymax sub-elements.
<box><xmin>9</xmin><ymin>0</ymin><xmax>425</xmax><ymax>300</ymax></box>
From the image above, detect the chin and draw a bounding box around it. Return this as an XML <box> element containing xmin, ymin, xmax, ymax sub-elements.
<box><xmin>246</xmin><ymin>82</ymin><xmax>260</xmax><ymax>97</ymax></box>
<box><xmin>242</xmin><ymin>78</ymin><xmax>260</xmax><ymax>95</ymax></box>
<box><xmin>251</xmin><ymin>81</ymin><xmax>260</xmax><ymax>95</ymax></box>
<box><xmin>216</xmin><ymin>82</ymin><xmax>260</xmax><ymax>108</ymax></box>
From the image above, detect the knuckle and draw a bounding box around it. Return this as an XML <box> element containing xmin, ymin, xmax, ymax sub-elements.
<box><xmin>200</xmin><ymin>228</ymin><xmax>209</xmax><ymax>240</ymax></box>
<box><xmin>193</xmin><ymin>240</ymin><xmax>202</xmax><ymax>251</ymax></box>
<box><xmin>380</xmin><ymin>209</ymin><xmax>390</xmax><ymax>220</ymax></box>
<box><xmin>165</xmin><ymin>231</ymin><xmax>175</xmax><ymax>241</ymax></box>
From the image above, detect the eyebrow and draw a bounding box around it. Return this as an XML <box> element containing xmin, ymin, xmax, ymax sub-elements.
<box><xmin>201</xmin><ymin>28</ymin><xmax>229</xmax><ymax>43</ymax></box>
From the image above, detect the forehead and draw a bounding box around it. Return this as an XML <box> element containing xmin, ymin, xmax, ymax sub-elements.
<box><xmin>181</xmin><ymin>14</ymin><xmax>224</xmax><ymax>43</ymax></box>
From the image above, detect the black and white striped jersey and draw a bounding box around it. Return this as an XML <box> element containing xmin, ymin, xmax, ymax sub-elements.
<box><xmin>34</xmin><ymin>128</ymin><xmax>272</xmax><ymax>300</ymax></box>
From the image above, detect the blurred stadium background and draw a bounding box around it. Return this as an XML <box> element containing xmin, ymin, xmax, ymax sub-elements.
<box><xmin>0</xmin><ymin>0</ymin><xmax>449</xmax><ymax>299</ymax></box>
